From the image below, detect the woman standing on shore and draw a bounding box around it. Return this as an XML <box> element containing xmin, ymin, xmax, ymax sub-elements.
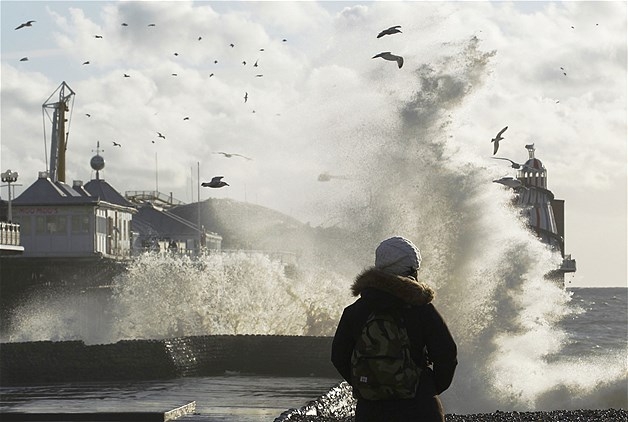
<box><xmin>331</xmin><ymin>236</ymin><xmax>458</xmax><ymax>422</ymax></box>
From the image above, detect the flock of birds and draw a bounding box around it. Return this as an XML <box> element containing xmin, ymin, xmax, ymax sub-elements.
<box><xmin>14</xmin><ymin>16</ymin><xmax>277</xmax><ymax>191</ymax></box>
<box><xmin>204</xmin><ymin>23</ymin><xmax>408</xmax><ymax>190</ymax></box>
<box><xmin>13</xmin><ymin>17</ymin><xmax>571</xmax><ymax>195</ymax></box>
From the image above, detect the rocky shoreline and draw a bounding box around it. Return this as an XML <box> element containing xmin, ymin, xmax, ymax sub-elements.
<box><xmin>279</xmin><ymin>409</ymin><xmax>627</xmax><ymax>421</ymax></box>
<box><xmin>275</xmin><ymin>382</ymin><xmax>627</xmax><ymax>422</ymax></box>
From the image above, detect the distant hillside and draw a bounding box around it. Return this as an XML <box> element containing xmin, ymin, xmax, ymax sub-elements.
<box><xmin>169</xmin><ymin>198</ymin><xmax>369</xmax><ymax>274</ymax></box>
<box><xmin>170</xmin><ymin>198</ymin><xmax>312</xmax><ymax>251</ymax></box>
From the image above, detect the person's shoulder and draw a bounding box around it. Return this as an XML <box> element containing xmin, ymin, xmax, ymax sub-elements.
<box><xmin>407</xmin><ymin>302</ymin><xmax>439</xmax><ymax>317</ymax></box>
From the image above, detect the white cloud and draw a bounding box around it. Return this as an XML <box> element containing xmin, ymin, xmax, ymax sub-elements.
<box><xmin>1</xmin><ymin>1</ymin><xmax>626</xmax><ymax>286</ymax></box>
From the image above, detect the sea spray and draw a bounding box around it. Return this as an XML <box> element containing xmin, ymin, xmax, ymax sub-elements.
<box><xmin>297</xmin><ymin>31</ymin><xmax>627</xmax><ymax>412</ymax></box>
<box><xmin>110</xmin><ymin>251</ymin><xmax>352</xmax><ymax>342</ymax></box>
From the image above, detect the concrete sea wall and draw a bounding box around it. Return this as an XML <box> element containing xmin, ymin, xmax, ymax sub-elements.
<box><xmin>0</xmin><ymin>335</ymin><xmax>336</xmax><ymax>386</ymax></box>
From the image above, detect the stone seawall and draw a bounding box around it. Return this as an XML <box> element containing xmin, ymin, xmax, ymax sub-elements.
<box><xmin>0</xmin><ymin>335</ymin><xmax>336</xmax><ymax>386</ymax></box>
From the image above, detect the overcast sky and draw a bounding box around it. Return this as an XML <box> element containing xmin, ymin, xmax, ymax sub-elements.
<box><xmin>1</xmin><ymin>1</ymin><xmax>626</xmax><ymax>287</ymax></box>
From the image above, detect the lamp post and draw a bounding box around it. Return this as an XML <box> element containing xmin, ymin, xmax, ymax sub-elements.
<box><xmin>1</xmin><ymin>169</ymin><xmax>19</xmax><ymax>222</ymax></box>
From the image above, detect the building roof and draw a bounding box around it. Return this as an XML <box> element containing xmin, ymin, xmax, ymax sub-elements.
<box><xmin>13</xmin><ymin>176</ymin><xmax>98</xmax><ymax>206</ymax></box>
<box><xmin>524</xmin><ymin>157</ymin><xmax>545</xmax><ymax>171</ymax></box>
<box><xmin>84</xmin><ymin>178</ymin><xmax>135</xmax><ymax>209</ymax></box>
<box><xmin>131</xmin><ymin>202</ymin><xmax>202</xmax><ymax>238</ymax></box>
<box><xmin>13</xmin><ymin>174</ymin><xmax>135</xmax><ymax>213</ymax></box>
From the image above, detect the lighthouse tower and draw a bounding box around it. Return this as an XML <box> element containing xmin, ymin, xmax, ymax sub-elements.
<box><xmin>515</xmin><ymin>144</ymin><xmax>576</xmax><ymax>283</ymax></box>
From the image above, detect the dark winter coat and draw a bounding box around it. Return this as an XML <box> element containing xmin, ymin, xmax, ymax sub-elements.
<box><xmin>331</xmin><ymin>268</ymin><xmax>458</xmax><ymax>422</ymax></box>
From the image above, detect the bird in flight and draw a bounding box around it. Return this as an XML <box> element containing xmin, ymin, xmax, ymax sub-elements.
<box><xmin>377</xmin><ymin>25</ymin><xmax>402</xmax><ymax>38</ymax></box>
<box><xmin>183</xmin><ymin>116</ymin><xmax>190</xmax><ymax>120</ymax></box>
<box><xmin>19</xmin><ymin>57</ymin><xmax>29</xmax><ymax>62</ymax></box>
<box><xmin>491</xmin><ymin>157</ymin><xmax>529</xmax><ymax>170</ymax></box>
<box><xmin>244</xmin><ymin>92</ymin><xmax>248</xmax><ymax>103</ymax></box>
<box><xmin>82</xmin><ymin>61</ymin><xmax>90</xmax><ymax>65</ymax></box>
<box><xmin>213</xmin><ymin>152</ymin><xmax>252</xmax><ymax>160</ymax></box>
<box><xmin>124</xmin><ymin>73</ymin><xmax>130</xmax><ymax>77</ymax></box>
<box><xmin>491</xmin><ymin>126</ymin><xmax>508</xmax><ymax>155</ymax></box>
<box><xmin>157</xmin><ymin>132</ymin><xmax>166</xmax><ymax>139</ymax></box>
<box><xmin>372</xmin><ymin>52</ymin><xmax>404</xmax><ymax>68</ymax></box>
<box><xmin>94</xmin><ymin>35</ymin><xmax>103</xmax><ymax>39</ymax></box>
<box><xmin>15</xmin><ymin>20</ymin><xmax>36</xmax><ymax>30</ymax></box>
<box><xmin>493</xmin><ymin>177</ymin><xmax>524</xmax><ymax>189</ymax></box>
<box><xmin>113</xmin><ymin>141</ymin><xmax>122</xmax><ymax>147</ymax></box>
<box><xmin>201</xmin><ymin>176</ymin><xmax>229</xmax><ymax>188</ymax></box>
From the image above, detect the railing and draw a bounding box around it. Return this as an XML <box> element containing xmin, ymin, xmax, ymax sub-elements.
<box><xmin>124</xmin><ymin>190</ymin><xmax>185</xmax><ymax>207</ymax></box>
<box><xmin>0</xmin><ymin>222</ymin><xmax>21</xmax><ymax>247</ymax></box>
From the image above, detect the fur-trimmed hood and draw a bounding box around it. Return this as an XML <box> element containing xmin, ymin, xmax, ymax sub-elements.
<box><xmin>351</xmin><ymin>267</ymin><xmax>434</xmax><ymax>306</ymax></box>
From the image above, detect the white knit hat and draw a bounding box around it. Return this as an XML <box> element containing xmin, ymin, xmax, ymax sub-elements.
<box><xmin>375</xmin><ymin>236</ymin><xmax>422</xmax><ymax>276</ymax></box>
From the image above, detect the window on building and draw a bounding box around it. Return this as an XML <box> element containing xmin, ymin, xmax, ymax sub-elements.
<box><xmin>35</xmin><ymin>215</ymin><xmax>67</xmax><ymax>234</ymax></box>
<box><xmin>96</xmin><ymin>216</ymin><xmax>107</xmax><ymax>234</ymax></box>
<box><xmin>47</xmin><ymin>215</ymin><xmax>67</xmax><ymax>234</ymax></box>
<box><xmin>71</xmin><ymin>215</ymin><xmax>90</xmax><ymax>233</ymax></box>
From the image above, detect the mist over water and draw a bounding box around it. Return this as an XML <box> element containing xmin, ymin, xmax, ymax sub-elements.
<box><xmin>4</xmin><ymin>34</ymin><xmax>626</xmax><ymax>414</ymax></box>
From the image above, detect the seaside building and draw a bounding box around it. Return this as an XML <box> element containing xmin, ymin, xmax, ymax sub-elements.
<box><xmin>0</xmin><ymin>82</ymin><xmax>220</xmax><ymax>287</ymax></box>
<box><xmin>506</xmin><ymin>144</ymin><xmax>576</xmax><ymax>284</ymax></box>
<box><xmin>127</xmin><ymin>197</ymin><xmax>222</xmax><ymax>255</ymax></box>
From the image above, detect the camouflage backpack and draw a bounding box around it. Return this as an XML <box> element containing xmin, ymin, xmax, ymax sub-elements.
<box><xmin>350</xmin><ymin>309</ymin><xmax>420</xmax><ymax>400</ymax></box>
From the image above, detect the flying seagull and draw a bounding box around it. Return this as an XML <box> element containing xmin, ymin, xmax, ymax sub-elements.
<box><xmin>491</xmin><ymin>126</ymin><xmax>508</xmax><ymax>155</ymax></box>
<box><xmin>244</xmin><ymin>92</ymin><xmax>248</xmax><ymax>103</ymax></box>
<box><xmin>372</xmin><ymin>52</ymin><xmax>404</xmax><ymax>69</ymax></box>
<box><xmin>377</xmin><ymin>25</ymin><xmax>402</xmax><ymax>38</ymax></box>
<box><xmin>491</xmin><ymin>157</ymin><xmax>527</xmax><ymax>169</ymax></box>
<box><xmin>113</xmin><ymin>141</ymin><xmax>122</xmax><ymax>147</ymax></box>
<box><xmin>15</xmin><ymin>20</ymin><xmax>36</xmax><ymax>30</ymax></box>
<box><xmin>94</xmin><ymin>35</ymin><xmax>103</xmax><ymax>39</ymax></box>
<box><xmin>82</xmin><ymin>61</ymin><xmax>90</xmax><ymax>65</ymax></box>
<box><xmin>201</xmin><ymin>176</ymin><xmax>229</xmax><ymax>188</ymax></box>
<box><xmin>493</xmin><ymin>177</ymin><xmax>524</xmax><ymax>189</ymax></box>
<box><xmin>19</xmin><ymin>57</ymin><xmax>28</xmax><ymax>62</ymax></box>
<box><xmin>213</xmin><ymin>152</ymin><xmax>252</xmax><ymax>160</ymax></box>
<box><xmin>157</xmin><ymin>132</ymin><xmax>166</xmax><ymax>139</ymax></box>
